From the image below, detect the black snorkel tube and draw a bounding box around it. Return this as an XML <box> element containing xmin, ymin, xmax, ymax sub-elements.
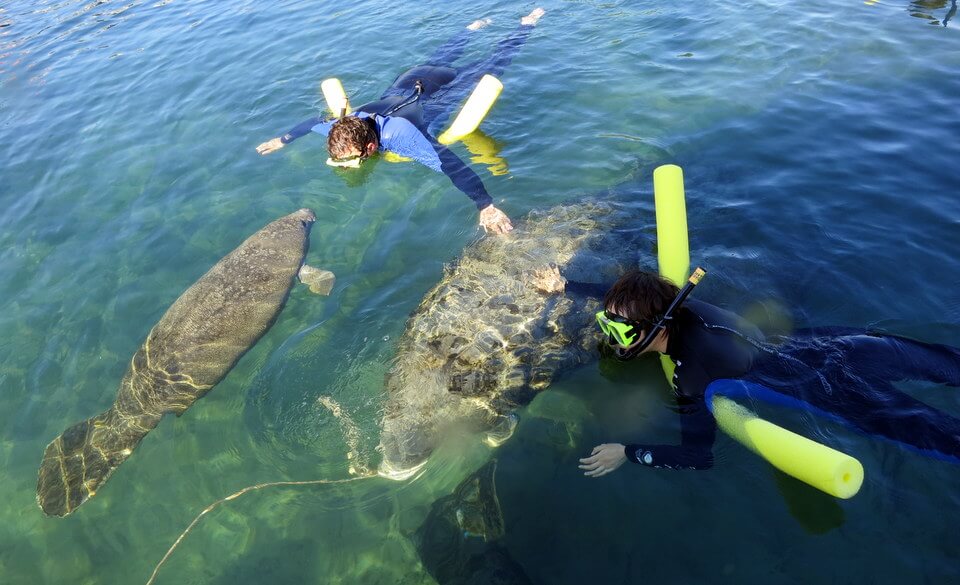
<box><xmin>382</xmin><ymin>80</ymin><xmax>425</xmax><ymax>116</ymax></box>
<box><xmin>613</xmin><ymin>267</ymin><xmax>707</xmax><ymax>361</ymax></box>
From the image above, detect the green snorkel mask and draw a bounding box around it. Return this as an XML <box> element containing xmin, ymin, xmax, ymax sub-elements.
<box><xmin>595</xmin><ymin>311</ymin><xmax>644</xmax><ymax>347</ymax></box>
<box><xmin>596</xmin><ymin>267</ymin><xmax>706</xmax><ymax>360</ymax></box>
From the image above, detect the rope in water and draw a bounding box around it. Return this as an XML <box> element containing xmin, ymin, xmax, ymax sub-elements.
<box><xmin>144</xmin><ymin>473</ymin><xmax>377</xmax><ymax>585</ymax></box>
<box><xmin>146</xmin><ymin>395</ymin><xmax>378</xmax><ymax>584</ymax></box>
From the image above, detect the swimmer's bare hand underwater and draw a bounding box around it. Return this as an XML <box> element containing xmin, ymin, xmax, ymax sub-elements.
<box><xmin>579</xmin><ymin>443</ymin><xmax>628</xmax><ymax>478</ymax></box>
<box><xmin>256</xmin><ymin>8</ymin><xmax>547</xmax><ymax>236</ymax></box>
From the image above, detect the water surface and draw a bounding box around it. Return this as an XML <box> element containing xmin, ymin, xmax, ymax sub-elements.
<box><xmin>1</xmin><ymin>0</ymin><xmax>959</xmax><ymax>583</ymax></box>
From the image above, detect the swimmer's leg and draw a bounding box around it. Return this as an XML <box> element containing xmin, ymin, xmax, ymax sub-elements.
<box><xmin>828</xmin><ymin>381</ymin><xmax>960</xmax><ymax>463</ymax></box>
<box><xmin>461</xmin><ymin>8</ymin><xmax>545</xmax><ymax>78</ymax></box>
<box><xmin>841</xmin><ymin>334</ymin><xmax>960</xmax><ymax>387</ymax></box>
<box><xmin>425</xmin><ymin>18</ymin><xmax>492</xmax><ymax>67</ymax></box>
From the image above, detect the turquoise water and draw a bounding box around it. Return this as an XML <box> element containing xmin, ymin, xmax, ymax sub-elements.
<box><xmin>2</xmin><ymin>0</ymin><xmax>960</xmax><ymax>583</ymax></box>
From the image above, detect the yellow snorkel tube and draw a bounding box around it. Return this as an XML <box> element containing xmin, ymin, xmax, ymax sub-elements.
<box><xmin>321</xmin><ymin>78</ymin><xmax>351</xmax><ymax>117</ymax></box>
<box><xmin>652</xmin><ymin>164</ymin><xmax>864</xmax><ymax>499</ymax></box>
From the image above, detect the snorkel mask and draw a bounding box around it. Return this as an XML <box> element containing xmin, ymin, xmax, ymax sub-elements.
<box><xmin>596</xmin><ymin>267</ymin><xmax>706</xmax><ymax>361</ymax></box>
<box><xmin>326</xmin><ymin>154</ymin><xmax>364</xmax><ymax>168</ymax></box>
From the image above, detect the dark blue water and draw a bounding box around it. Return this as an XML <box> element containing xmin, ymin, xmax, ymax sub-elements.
<box><xmin>1</xmin><ymin>0</ymin><xmax>959</xmax><ymax>583</ymax></box>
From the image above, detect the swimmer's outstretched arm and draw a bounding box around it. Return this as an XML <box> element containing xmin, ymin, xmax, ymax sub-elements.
<box><xmin>580</xmin><ymin>396</ymin><xmax>716</xmax><ymax>477</ymax></box>
<box><xmin>256</xmin><ymin>115</ymin><xmax>327</xmax><ymax>155</ymax></box>
<box><xmin>391</xmin><ymin>126</ymin><xmax>513</xmax><ymax>234</ymax></box>
<box><xmin>433</xmin><ymin>145</ymin><xmax>513</xmax><ymax>234</ymax></box>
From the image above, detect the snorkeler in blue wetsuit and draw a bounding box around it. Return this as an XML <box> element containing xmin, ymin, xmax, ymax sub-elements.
<box><xmin>529</xmin><ymin>268</ymin><xmax>960</xmax><ymax>475</ymax></box>
<box><xmin>256</xmin><ymin>8</ymin><xmax>547</xmax><ymax>235</ymax></box>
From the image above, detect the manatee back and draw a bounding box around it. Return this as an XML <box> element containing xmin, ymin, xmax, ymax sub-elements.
<box><xmin>379</xmin><ymin>201</ymin><xmax>640</xmax><ymax>475</ymax></box>
<box><xmin>128</xmin><ymin>210</ymin><xmax>313</xmax><ymax>414</ymax></box>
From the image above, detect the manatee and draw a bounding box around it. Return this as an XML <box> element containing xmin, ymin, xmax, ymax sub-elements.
<box><xmin>415</xmin><ymin>460</ymin><xmax>534</xmax><ymax>585</ymax></box>
<box><xmin>37</xmin><ymin>209</ymin><xmax>332</xmax><ymax>517</ymax></box>
<box><xmin>378</xmin><ymin>200</ymin><xmax>644</xmax><ymax>478</ymax></box>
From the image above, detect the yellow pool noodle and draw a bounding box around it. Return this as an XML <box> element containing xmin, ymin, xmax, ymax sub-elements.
<box><xmin>438</xmin><ymin>74</ymin><xmax>503</xmax><ymax>145</ymax></box>
<box><xmin>383</xmin><ymin>152</ymin><xmax>413</xmax><ymax>163</ymax></box>
<box><xmin>321</xmin><ymin>78</ymin><xmax>350</xmax><ymax>117</ymax></box>
<box><xmin>711</xmin><ymin>396</ymin><xmax>864</xmax><ymax>499</ymax></box>
<box><xmin>653</xmin><ymin>164</ymin><xmax>690</xmax><ymax>287</ymax></box>
<box><xmin>654</xmin><ymin>163</ymin><xmax>688</xmax><ymax>390</ymax></box>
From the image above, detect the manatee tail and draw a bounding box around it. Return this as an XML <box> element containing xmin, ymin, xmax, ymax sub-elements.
<box><xmin>37</xmin><ymin>407</ymin><xmax>158</xmax><ymax>517</ymax></box>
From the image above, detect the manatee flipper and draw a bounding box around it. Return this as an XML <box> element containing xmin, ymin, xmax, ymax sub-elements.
<box><xmin>416</xmin><ymin>460</ymin><xmax>533</xmax><ymax>584</ymax></box>
<box><xmin>298</xmin><ymin>265</ymin><xmax>336</xmax><ymax>296</ymax></box>
<box><xmin>454</xmin><ymin>460</ymin><xmax>505</xmax><ymax>541</ymax></box>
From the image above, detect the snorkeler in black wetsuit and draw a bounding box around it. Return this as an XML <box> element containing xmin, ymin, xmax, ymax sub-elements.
<box><xmin>256</xmin><ymin>8</ymin><xmax>547</xmax><ymax>235</ymax></box>
<box><xmin>532</xmin><ymin>268</ymin><xmax>960</xmax><ymax>474</ymax></box>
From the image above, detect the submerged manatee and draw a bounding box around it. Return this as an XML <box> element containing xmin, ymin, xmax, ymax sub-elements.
<box><xmin>37</xmin><ymin>209</ymin><xmax>333</xmax><ymax>517</ymax></box>
<box><xmin>416</xmin><ymin>460</ymin><xmax>533</xmax><ymax>585</ymax></box>
<box><xmin>378</xmin><ymin>201</ymin><xmax>643</xmax><ymax>478</ymax></box>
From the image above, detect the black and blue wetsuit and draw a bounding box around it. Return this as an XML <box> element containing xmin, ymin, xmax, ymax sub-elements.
<box><xmin>277</xmin><ymin>24</ymin><xmax>537</xmax><ymax>210</ymax></box>
<box><xmin>570</xmin><ymin>285</ymin><xmax>960</xmax><ymax>469</ymax></box>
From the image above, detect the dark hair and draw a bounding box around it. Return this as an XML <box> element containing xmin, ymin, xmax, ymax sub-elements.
<box><xmin>327</xmin><ymin>116</ymin><xmax>377</xmax><ymax>158</ymax></box>
<box><xmin>603</xmin><ymin>269</ymin><xmax>681</xmax><ymax>338</ymax></box>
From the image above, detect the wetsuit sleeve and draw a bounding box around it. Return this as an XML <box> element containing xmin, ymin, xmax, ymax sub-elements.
<box><xmin>624</xmin><ymin>395</ymin><xmax>716</xmax><ymax>470</ymax></box>
<box><xmin>565</xmin><ymin>281</ymin><xmax>609</xmax><ymax>299</ymax></box>
<box><xmin>279</xmin><ymin>116</ymin><xmax>326</xmax><ymax>144</ymax></box>
<box><xmin>434</xmin><ymin>144</ymin><xmax>494</xmax><ymax>209</ymax></box>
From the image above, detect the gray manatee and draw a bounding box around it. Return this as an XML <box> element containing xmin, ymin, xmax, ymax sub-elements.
<box><xmin>378</xmin><ymin>200</ymin><xmax>642</xmax><ymax>478</ymax></box>
<box><xmin>37</xmin><ymin>209</ymin><xmax>333</xmax><ymax>517</ymax></box>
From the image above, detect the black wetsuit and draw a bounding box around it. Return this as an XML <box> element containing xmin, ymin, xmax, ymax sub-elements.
<box><xmin>277</xmin><ymin>25</ymin><xmax>537</xmax><ymax>210</ymax></box>
<box><xmin>569</xmin><ymin>284</ymin><xmax>960</xmax><ymax>469</ymax></box>
<box><xmin>624</xmin><ymin>299</ymin><xmax>758</xmax><ymax>469</ymax></box>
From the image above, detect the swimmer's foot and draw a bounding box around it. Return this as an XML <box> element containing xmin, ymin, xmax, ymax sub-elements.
<box><xmin>521</xmin><ymin>7</ymin><xmax>545</xmax><ymax>26</ymax></box>
<box><xmin>467</xmin><ymin>18</ymin><xmax>493</xmax><ymax>31</ymax></box>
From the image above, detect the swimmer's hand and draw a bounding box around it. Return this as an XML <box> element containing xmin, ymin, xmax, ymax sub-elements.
<box><xmin>579</xmin><ymin>443</ymin><xmax>627</xmax><ymax>478</ymax></box>
<box><xmin>256</xmin><ymin>137</ymin><xmax>285</xmax><ymax>155</ymax></box>
<box><xmin>479</xmin><ymin>205</ymin><xmax>514</xmax><ymax>235</ymax></box>
<box><xmin>529</xmin><ymin>264</ymin><xmax>566</xmax><ymax>295</ymax></box>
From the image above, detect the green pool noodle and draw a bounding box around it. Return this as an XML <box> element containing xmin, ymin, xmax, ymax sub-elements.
<box><xmin>651</xmin><ymin>163</ymin><xmax>864</xmax><ymax>499</ymax></box>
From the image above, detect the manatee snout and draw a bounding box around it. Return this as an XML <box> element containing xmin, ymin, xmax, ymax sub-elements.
<box><xmin>378</xmin><ymin>421</ymin><xmax>432</xmax><ymax>481</ymax></box>
<box><xmin>293</xmin><ymin>208</ymin><xmax>316</xmax><ymax>225</ymax></box>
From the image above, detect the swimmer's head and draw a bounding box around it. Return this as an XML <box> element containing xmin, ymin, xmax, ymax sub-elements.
<box><xmin>327</xmin><ymin>116</ymin><xmax>378</xmax><ymax>167</ymax></box>
<box><xmin>601</xmin><ymin>270</ymin><xmax>680</xmax><ymax>359</ymax></box>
